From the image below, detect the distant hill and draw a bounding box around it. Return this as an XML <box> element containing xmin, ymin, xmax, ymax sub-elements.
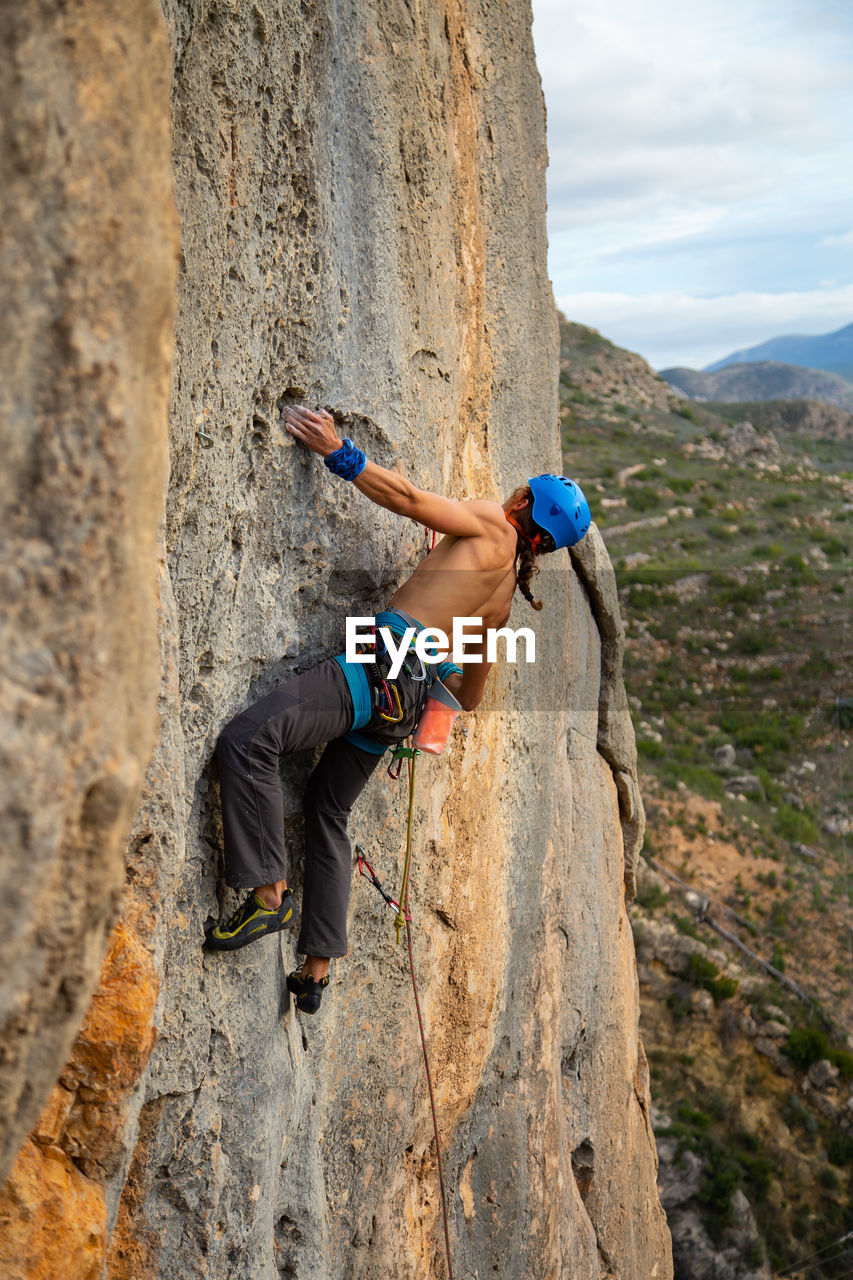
<box><xmin>660</xmin><ymin>360</ymin><xmax>853</xmax><ymax>412</ymax></box>
<box><xmin>705</xmin><ymin>321</ymin><xmax>853</xmax><ymax>381</ymax></box>
<box><xmin>703</xmin><ymin>397</ymin><xmax>853</xmax><ymax>441</ymax></box>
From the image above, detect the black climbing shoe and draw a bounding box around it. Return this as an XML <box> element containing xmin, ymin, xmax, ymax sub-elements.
<box><xmin>204</xmin><ymin>891</ymin><xmax>295</xmax><ymax>951</ymax></box>
<box><xmin>286</xmin><ymin>969</ymin><xmax>329</xmax><ymax>1015</ymax></box>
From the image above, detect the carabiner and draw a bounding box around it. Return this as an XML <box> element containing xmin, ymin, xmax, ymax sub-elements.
<box><xmin>377</xmin><ymin>681</ymin><xmax>403</xmax><ymax>722</ymax></box>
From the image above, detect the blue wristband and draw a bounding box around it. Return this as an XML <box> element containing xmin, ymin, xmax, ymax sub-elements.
<box><xmin>436</xmin><ymin>660</ymin><xmax>463</xmax><ymax>683</ymax></box>
<box><xmin>324</xmin><ymin>438</ymin><xmax>367</xmax><ymax>480</ymax></box>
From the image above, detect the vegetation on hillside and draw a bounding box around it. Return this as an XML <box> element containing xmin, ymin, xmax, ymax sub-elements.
<box><xmin>560</xmin><ymin>317</ymin><xmax>853</xmax><ymax>1278</ymax></box>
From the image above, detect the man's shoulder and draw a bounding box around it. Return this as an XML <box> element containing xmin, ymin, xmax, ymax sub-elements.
<box><xmin>459</xmin><ymin>498</ymin><xmax>507</xmax><ymax>526</ymax></box>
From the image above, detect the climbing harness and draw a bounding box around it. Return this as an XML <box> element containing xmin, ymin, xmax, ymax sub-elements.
<box><xmin>357</xmin><ymin>741</ymin><xmax>455</xmax><ymax>1280</ymax></box>
<box><xmin>360</xmin><ymin>622</ymin><xmax>430</xmax><ymax>735</ymax></box>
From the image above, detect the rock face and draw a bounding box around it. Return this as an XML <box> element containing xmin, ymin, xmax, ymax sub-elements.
<box><xmin>0</xmin><ymin>2</ymin><xmax>671</xmax><ymax>1278</ymax></box>
<box><xmin>0</xmin><ymin>0</ymin><xmax>178</xmax><ymax>1187</ymax></box>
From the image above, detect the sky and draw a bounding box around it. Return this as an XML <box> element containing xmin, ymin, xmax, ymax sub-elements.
<box><xmin>530</xmin><ymin>0</ymin><xmax>853</xmax><ymax>370</ymax></box>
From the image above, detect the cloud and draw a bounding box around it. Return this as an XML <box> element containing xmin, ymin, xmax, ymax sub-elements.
<box><xmin>820</xmin><ymin>230</ymin><xmax>853</xmax><ymax>248</ymax></box>
<box><xmin>555</xmin><ymin>285</ymin><xmax>853</xmax><ymax>371</ymax></box>
<box><xmin>533</xmin><ymin>0</ymin><xmax>853</xmax><ymax>257</ymax></box>
<box><xmin>533</xmin><ymin>0</ymin><xmax>853</xmax><ymax>366</ymax></box>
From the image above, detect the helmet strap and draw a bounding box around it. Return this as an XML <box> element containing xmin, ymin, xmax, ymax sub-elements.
<box><xmin>505</xmin><ymin>511</ymin><xmax>539</xmax><ymax>550</ymax></box>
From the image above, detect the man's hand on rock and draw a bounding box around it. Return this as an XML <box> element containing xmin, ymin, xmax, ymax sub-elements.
<box><xmin>284</xmin><ymin>405</ymin><xmax>344</xmax><ymax>457</ymax></box>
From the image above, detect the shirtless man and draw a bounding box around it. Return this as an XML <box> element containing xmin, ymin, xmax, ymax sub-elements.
<box><xmin>205</xmin><ymin>406</ymin><xmax>590</xmax><ymax>1013</ymax></box>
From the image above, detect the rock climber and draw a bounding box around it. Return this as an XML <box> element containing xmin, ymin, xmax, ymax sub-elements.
<box><xmin>204</xmin><ymin>404</ymin><xmax>590</xmax><ymax>1013</ymax></box>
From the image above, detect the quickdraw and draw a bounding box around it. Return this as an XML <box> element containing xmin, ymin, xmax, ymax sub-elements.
<box><xmin>355</xmin><ymin>844</ymin><xmax>410</xmax><ymax>920</ymax></box>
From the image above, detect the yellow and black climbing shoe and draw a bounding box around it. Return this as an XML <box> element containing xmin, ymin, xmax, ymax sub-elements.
<box><xmin>204</xmin><ymin>891</ymin><xmax>295</xmax><ymax>951</ymax></box>
<box><xmin>286</xmin><ymin>969</ymin><xmax>329</xmax><ymax>1015</ymax></box>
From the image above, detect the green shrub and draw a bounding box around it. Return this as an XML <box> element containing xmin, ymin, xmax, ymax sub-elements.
<box><xmin>746</xmin><ymin>1240</ymin><xmax>766</xmax><ymax>1269</ymax></box>
<box><xmin>800</xmin><ymin>650</ymin><xmax>837</xmax><ymax>679</ymax></box>
<box><xmin>674</xmin><ymin>915</ymin><xmax>703</xmax><ymax>942</ymax></box>
<box><xmin>826</xmin><ymin>1130</ymin><xmax>853</xmax><ymax>1167</ymax></box>
<box><xmin>658</xmin><ymin>762</ymin><xmax>724</xmax><ymax>799</ymax></box>
<box><xmin>774</xmin><ymin>804</ymin><xmax>819</xmax><ymax>845</ymax></box>
<box><xmin>686</xmin><ymin>953</ymin><xmax>739</xmax><ymax>1001</ymax></box>
<box><xmin>709</xmin><ymin>523</ymin><xmax>738</xmax><ymax>541</ymax></box>
<box><xmin>832</xmin><ymin>1050</ymin><xmax>853</xmax><ymax>1080</ymax></box>
<box><xmin>676</xmin><ymin>1101</ymin><xmax>712</xmax><ymax>1130</ymax></box>
<box><xmin>782</xmin><ymin>1094</ymin><xmax>818</xmax><ymax>1133</ymax></box>
<box><xmin>736</xmin><ymin>629</ymin><xmax>772</xmax><ymax>655</ymax></box>
<box><xmin>784</xmin><ymin>1026</ymin><xmax>830</xmax><ymax>1068</ymax></box>
<box><xmin>719</xmin><ymin>707</ymin><xmax>802</xmax><ymax>760</ymax></box>
<box><xmin>712</xmin><ymin>974</ymin><xmax>739</xmax><ymax>1000</ymax></box>
<box><xmin>697</xmin><ymin>1146</ymin><xmax>742</xmax><ymax>1234</ymax></box>
<box><xmin>715</xmin><ymin>579</ymin><xmax>765</xmax><ymax>606</ymax></box>
<box><xmin>629</xmin><ymin>485</ymin><xmax>663</xmax><ymax>512</ymax></box>
<box><xmin>635</xmin><ymin>881</ymin><xmax>669</xmax><ymax>911</ymax></box>
<box><xmin>687</xmin><ymin>954</ymin><xmax>717</xmax><ymax>984</ymax></box>
<box><xmin>768</xmin><ymin>902</ymin><xmax>788</xmax><ymax>933</ymax></box>
<box><xmin>667</xmin><ymin>989</ymin><xmax>691</xmax><ymax>1020</ymax></box>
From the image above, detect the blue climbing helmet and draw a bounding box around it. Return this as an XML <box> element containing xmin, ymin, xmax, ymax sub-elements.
<box><xmin>528</xmin><ymin>474</ymin><xmax>591</xmax><ymax>550</ymax></box>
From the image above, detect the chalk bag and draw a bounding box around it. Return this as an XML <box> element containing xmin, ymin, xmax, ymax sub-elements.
<box><xmin>412</xmin><ymin>680</ymin><xmax>461</xmax><ymax>755</ymax></box>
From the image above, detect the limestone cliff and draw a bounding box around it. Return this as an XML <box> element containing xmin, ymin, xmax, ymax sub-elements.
<box><xmin>0</xmin><ymin>0</ymin><xmax>177</xmax><ymax>1198</ymax></box>
<box><xmin>0</xmin><ymin>2</ymin><xmax>671</xmax><ymax>1277</ymax></box>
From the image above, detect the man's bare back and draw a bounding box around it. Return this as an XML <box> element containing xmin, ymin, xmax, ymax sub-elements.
<box><xmin>390</xmin><ymin>505</ymin><xmax>519</xmax><ymax>708</ymax></box>
<box><xmin>390</xmin><ymin>503</ymin><xmax>517</xmax><ymax>633</ymax></box>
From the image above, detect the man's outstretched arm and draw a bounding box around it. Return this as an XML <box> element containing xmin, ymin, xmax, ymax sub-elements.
<box><xmin>284</xmin><ymin>405</ymin><xmax>491</xmax><ymax>538</ymax></box>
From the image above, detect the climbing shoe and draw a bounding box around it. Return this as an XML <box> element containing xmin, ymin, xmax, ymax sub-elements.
<box><xmin>286</xmin><ymin>969</ymin><xmax>329</xmax><ymax>1015</ymax></box>
<box><xmin>204</xmin><ymin>890</ymin><xmax>295</xmax><ymax>951</ymax></box>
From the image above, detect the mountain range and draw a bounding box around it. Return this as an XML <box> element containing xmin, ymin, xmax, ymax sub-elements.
<box><xmin>704</xmin><ymin>320</ymin><xmax>853</xmax><ymax>381</ymax></box>
<box><xmin>660</xmin><ymin>360</ymin><xmax>853</xmax><ymax>412</ymax></box>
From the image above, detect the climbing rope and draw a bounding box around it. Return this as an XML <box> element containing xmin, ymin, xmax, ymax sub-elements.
<box><xmin>394</xmin><ymin>746</ymin><xmax>418</xmax><ymax>944</ymax></box>
<box><xmin>357</xmin><ymin>742</ymin><xmax>455</xmax><ymax>1280</ymax></box>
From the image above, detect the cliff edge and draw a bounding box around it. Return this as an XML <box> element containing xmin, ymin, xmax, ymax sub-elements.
<box><xmin>0</xmin><ymin>3</ymin><xmax>671</xmax><ymax>1277</ymax></box>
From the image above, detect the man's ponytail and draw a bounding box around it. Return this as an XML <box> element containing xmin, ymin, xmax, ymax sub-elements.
<box><xmin>515</xmin><ymin>536</ymin><xmax>542</xmax><ymax>611</ymax></box>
